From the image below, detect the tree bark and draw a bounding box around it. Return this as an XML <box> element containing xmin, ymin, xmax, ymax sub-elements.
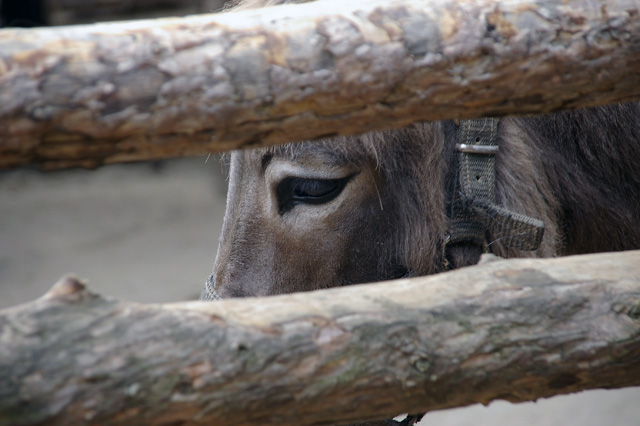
<box><xmin>1</xmin><ymin>251</ymin><xmax>639</xmax><ymax>426</ymax></box>
<box><xmin>1</xmin><ymin>0</ymin><xmax>639</xmax><ymax>170</ymax></box>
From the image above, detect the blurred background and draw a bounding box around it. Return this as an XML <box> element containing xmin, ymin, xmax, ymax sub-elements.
<box><xmin>1</xmin><ymin>1</ymin><xmax>639</xmax><ymax>425</ymax></box>
<box><xmin>0</xmin><ymin>157</ymin><xmax>227</xmax><ymax>307</ymax></box>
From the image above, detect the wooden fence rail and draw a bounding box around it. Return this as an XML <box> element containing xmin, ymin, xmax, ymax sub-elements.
<box><xmin>1</xmin><ymin>0</ymin><xmax>639</xmax><ymax>169</ymax></box>
<box><xmin>1</xmin><ymin>251</ymin><xmax>639</xmax><ymax>426</ymax></box>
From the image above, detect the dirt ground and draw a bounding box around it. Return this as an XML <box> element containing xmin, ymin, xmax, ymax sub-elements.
<box><xmin>1</xmin><ymin>156</ymin><xmax>638</xmax><ymax>425</ymax></box>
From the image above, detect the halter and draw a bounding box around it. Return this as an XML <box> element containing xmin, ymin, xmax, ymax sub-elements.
<box><xmin>443</xmin><ymin>118</ymin><xmax>544</xmax><ymax>270</ymax></box>
<box><xmin>200</xmin><ymin>274</ymin><xmax>222</xmax><ymax>301</ymax></box>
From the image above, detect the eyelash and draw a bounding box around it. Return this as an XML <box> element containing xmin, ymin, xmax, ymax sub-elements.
<box><xmin>276</xmin><ymin>174</ymin><xmax>355</xmax><ymax>214</ymax></box>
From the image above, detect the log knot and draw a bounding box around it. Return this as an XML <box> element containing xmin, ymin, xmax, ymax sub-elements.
<box><xmin>613</xmin><ymin>300</ymin><xmax>640</xmax><ymax>321</ymax></box>
<box><xmin>412</xmin><ymin>357</ymin><xmax>432</xmax><ymax>374</ymax></box>
<box><xmin>43</xmin><ymin>274</ymin><xmax>90</xmax><ymax>301</ymax></box>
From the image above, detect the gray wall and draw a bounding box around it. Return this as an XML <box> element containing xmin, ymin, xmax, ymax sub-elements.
<box><xmin>0</xmin><ymin>157</ymin><xmax>226</xmax><ymax>307</ymax></box>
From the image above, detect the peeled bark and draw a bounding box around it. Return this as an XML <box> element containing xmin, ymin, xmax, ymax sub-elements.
<box><xmin>1</xmin><ymin>251</ymin><xmax>639</xmax><ymax>426</ymax></box>
<box><xmin>0</xmin><ymin>0</ymin><xmax>639</xmax><ymax>169</ymax></box>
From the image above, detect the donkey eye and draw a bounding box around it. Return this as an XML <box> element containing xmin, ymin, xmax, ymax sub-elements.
<box><xmin>277</xmin><ymin>175</ymin><xmax>353</xmax><ymax>214</ymax></box>
<box><xmin>294</xmin><ymin>179</ymin><xmax>341</xmax><ymax>198</ymax></box>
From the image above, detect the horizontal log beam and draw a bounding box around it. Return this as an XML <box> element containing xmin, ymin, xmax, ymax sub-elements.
<box><xmin>1</xmin><ymin>251</ymin><xmax>639</xmax><ymax>425</ymax></box>
<box><xmin>1</xmin><ymin>0</ymin><xmax>639</xmax><ymax>169</ymax></box>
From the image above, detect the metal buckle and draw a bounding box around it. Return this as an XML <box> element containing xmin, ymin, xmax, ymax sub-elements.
<box><xmin>455</xmin><ymin>143</ymin><xmax>500</xmax><ymax>154</ymax></box>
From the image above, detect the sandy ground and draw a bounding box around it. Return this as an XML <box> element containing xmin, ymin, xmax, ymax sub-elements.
<box><xmin>1</xmin><ymin>156</ymin><xmax>638</xmax><ymax>425</ymax></box>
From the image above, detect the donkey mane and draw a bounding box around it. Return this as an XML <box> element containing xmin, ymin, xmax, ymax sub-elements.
<box><xmin>520</xmin><ymin>103</ymin><xmax>640</xmax><ymax>253</ymax></box>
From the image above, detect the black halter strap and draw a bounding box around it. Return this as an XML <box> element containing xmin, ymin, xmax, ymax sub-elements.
<box><xmin>444</xmin><ymin>118</ymin><xmax>545</xmax><ymax>269</ymax></box>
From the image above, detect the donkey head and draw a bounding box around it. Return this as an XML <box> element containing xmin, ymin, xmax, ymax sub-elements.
<box><xmin>211</xmin><ymin>124</ymin><xmax>452</xmax><ymax>298</ymax></box>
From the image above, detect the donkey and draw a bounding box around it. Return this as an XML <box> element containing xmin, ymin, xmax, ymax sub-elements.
<box><xmin>201</xmin><ymin>1</ymin><xmax>640</xmax><ymax>424</ymax></box>
<box><xmin>201</xmin><ymin>0</ymin><xmax>640</xmax><ymax>300</ymax></box>
<box><xmin>203</xmin><ymin>110</ymin><xmax>640</xmax><ymax>298</ymax></box>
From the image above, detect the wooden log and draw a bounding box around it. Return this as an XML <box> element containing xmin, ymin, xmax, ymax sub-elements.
<box><xmin>0</xmin><ymin>0</ymin><xmax>639</xmax><ymax>170</ymax></box>
<box><xmin>1</xmin><ymin>251</ymin><xmax>639</xmax><ymax>426</ymax></box>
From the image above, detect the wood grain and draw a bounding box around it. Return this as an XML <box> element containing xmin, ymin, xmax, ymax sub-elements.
<box><xmin>1</xmin><ymin>0</ymin><xmax>639</xmax><ymax>169</ymax></box>
<box><xmin>1</xmin><ymin>251</ymin><xmax>639</xmax><ymax>425</ymax></box>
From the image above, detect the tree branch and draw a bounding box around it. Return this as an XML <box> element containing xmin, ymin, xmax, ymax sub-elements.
<box><xmin>1</xmin><ymin>0</ymin><xmax>639</xmax><ymax>169</ymax></box>
<box><xmin>1</xmin><ymin>251</ymin><xmax>639</xmax><ymax>425</ymax></box>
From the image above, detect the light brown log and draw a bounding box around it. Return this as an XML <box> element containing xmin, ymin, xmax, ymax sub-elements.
<box><xmin>1</xmin><ymin>0</ymin><xmax>639</xmax><ymax>170</ymax></box>
<box><xmin>1</xmin><ymin>251</ymin><xmax>639</xmax><ymax>426</ymax></box>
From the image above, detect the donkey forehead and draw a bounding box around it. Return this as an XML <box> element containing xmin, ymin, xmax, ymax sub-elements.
<box><xmin>245</xmin><ymin>137</ymin><xmax>376</xmax><ymax>169</ymax></box>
